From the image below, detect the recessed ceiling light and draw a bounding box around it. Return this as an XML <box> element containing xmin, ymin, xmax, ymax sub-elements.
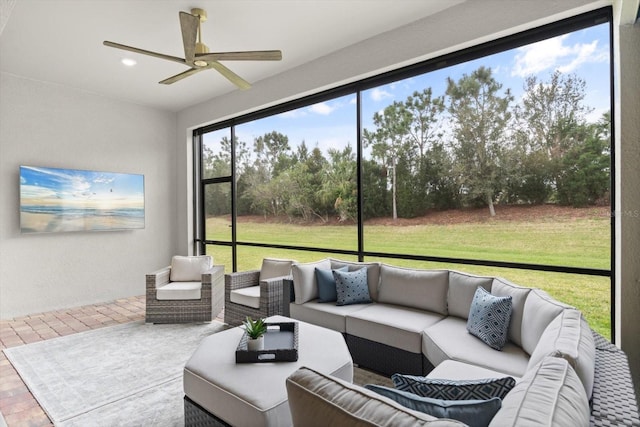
<box><xmin>121</xmin><ymin>58</ymin><xmax>137</xmax><ymax>67</ymax></box>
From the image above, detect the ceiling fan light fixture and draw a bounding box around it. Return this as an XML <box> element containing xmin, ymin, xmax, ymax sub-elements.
<box><xmin>121</xmin><ymin>58</ymin><xmax>137</xmax><ymax>66</ymax></box>
<box><xmin>194</xmin><ymin>60</ymin><xmax>208</xmax><ymax>67</ymax></box>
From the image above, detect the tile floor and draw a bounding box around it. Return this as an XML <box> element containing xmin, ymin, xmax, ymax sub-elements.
<box><xmin>0</xmin><ymin>296</ymin><xmax>223</xmax><ymax>427</ymax></box>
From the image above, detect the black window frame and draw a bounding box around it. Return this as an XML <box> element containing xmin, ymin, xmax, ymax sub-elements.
<box><xmin>194</xmin><ymin>7</ymin><xmax>615</xmax><ymax>339</ymax></box>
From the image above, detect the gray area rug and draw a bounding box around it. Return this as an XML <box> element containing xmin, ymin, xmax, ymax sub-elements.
<box><xmin>3</xmin><ymin>321</ymin><xmax>227</xmax><ymax>426</ymax></box>
<box><xmin>4</xmin><ymin>320</ymin><xmax>393</xmax><ymax>426</ymax></box>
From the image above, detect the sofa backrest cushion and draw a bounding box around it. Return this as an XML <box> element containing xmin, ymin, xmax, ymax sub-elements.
<box><xmin>329</xmin><ymin>258</ymin><xmax>381</xmax><ymax>301</ymax></box>
<box><xmin>527</xmin><ymin>309</ymin><xmax>596</xmax><ymax>399</ymax></box>
<box><xmin>259</xmin><ymin>258</ymin><xmax>295</xmax><ymax>282</ymax></box>
<box><xmin>490</xmin><ymin>278</ymin><xmax>531</xmax><ymax>348</ymax></box>
<box><xmin>447</xmin><ymin>271</ymin><xmax>493</xmax><ymax>319</ymax></box>
<box><xmin>285</xmin><ymin>366</ymin><xmax>465</xmax><ymax>427</ymax></box>
<box><xmin>520</xmin><ymin>289</ymin><xmax>571</xmax><ymax>355</ymax></box>
<box><xmin>169</xmin><ymin>255</ymin><xmax>212</xmax><ymax>282</ymax></box>
<box><xmin>488</xmin><ymin>356</ymin><xmax>590</xmax><ymax>427</ymax></box>
<box><xmin>378</xmin><ymin>265</ymin><xmax>449</xmax><ymax>315</ymax></box>
<box><xmin>291</xmin><ymin>259</ymin><xmax>332</xmax><ymax>304</ymax></box>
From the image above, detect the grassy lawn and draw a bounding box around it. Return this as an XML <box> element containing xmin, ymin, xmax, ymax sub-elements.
<box><xmin>205</xmin><ymin>213</ymin><xmax>611</xmax><ymax>339</ymax></box>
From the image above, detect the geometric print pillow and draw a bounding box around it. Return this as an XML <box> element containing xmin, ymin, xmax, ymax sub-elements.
<box><xmin>466</xmin><ymin>287</ymin><xmax>513</xmax><ymax>350</ymax></box>
<box><xmin>391</xmin><ymin>374</ymin><xmax>516</xmax><ymax>400</ymax></box>
<box><xmin>333</xmin><ymin>267</ymin><xmax>372</xmax><ymax>306</ymax></box>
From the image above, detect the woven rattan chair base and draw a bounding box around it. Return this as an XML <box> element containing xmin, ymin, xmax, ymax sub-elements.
<box><xmin>146</xmin><ymin>265</ymin><xmax>224</xmax><ymax>324</ymax></box>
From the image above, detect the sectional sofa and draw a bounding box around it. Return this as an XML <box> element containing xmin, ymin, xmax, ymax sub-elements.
<box><xmin>281</xmin><ymin>258</ymin><xmax>639</xmax><ymax>426</ymax></box>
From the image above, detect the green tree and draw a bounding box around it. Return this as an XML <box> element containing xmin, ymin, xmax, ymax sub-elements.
<box><xmin>513</xmin><ymin>71</ymin><xmax>594</xmax><ymax>203</ymax></box>
<box><xmin>363</xmin><ymin>101</ymin><xmax>411</xmax><ymax>220</ymax></box>
<box><xmin>556</xmin><ymin>112</ymin><xmax>611</xmax><ymax>207</ymax></box>
<box><xmin>446</xmin><ymin>66</ymin><xmax>513</xmax><ymax>216</ymax></box>
<box><xmin>320</xmin><ymin>145</ymin><xmax>357</xmax><ymax>222</ymax></box>
<box><xmin>254</xmin><ymin>131</ymin><xmax>292</xmax><ymax>178</ymax></box>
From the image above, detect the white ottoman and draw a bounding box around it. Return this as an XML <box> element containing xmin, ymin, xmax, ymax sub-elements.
<box><xmin>184</xmin><ymin>315</ymin><xmax>353</xmax><ymax>427</ymax></box>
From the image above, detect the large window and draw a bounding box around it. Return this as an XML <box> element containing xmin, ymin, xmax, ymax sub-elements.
<box><xmin>195</xmin><ymin>9</ymin><xmax>613</xmax><ymax>338</ymax></box>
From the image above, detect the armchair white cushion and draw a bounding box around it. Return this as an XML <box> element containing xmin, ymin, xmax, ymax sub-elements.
<box><xmin>157</xmin><ymin>282</ymin><xmax>202</xmax><ymax>300</ymax></box>
<box><xmin>169</xmin><ymin>255</ymin><xmax>214</xmax><ymax>282</ymax></box>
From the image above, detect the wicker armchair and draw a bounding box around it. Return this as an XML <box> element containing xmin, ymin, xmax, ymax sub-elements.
<box><xmin>224</xmin><ymin>258</ymin><xmax>294</xmax><ymax>326</ymax></box>
<box><xmin>146</xmin><ymin>255</ymin><xmax>224</xmax><ymax>324</ymax></box>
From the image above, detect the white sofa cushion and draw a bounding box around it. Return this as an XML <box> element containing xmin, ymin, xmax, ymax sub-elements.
<box><xmin>259</xmin><ymin>258</ymin><xmax>294</xmax><ymax>281</ymax></box>
<box><xmin>285</xmin><ymin>367</ymin><xmax>465</xmax><ymax>426</ymax></box>
<box><xmin>427</xmin><ymin>360</ymin><xmax>519</xmax><ymax>382</ymax></box>
<box><xmin>289</xmin><ymin>301</ymin><xmax>371</xmax><ymax>333</ymax></box>
<box><xmin>347</xmin><ymin>304</ymin><xmax>444</xmax><ymax>353</ymax></box>
<box><xmin>423</xmin><ymin>317</ymin><xmax>529</xmax><ymax>377</ymax></box>
<box><xmin>490</xmin><ymin>278</ymin><xmax>531</xmax><ymax>348</ymax></box>
<box><xmin>527</xmin><ymin>309</ymin><xmax>596</xmax><ymax>399</ymax></box>
<box><xmin>447</xmin><ymin>271</ymin><xmax>493</xmax><ymax>319</ymax></box>
<box><xmin>521</xmin><ymin>290</ymin><xmax>572</xmax><ymax>355</ymax></box>
<box><xmin>156</xmin><ymin>282</ymin><xmax>201</xmax><ymax>300</ymax></box>
<box><xmin>329</xmin><ymin>258</ymin><xmax>381</xmax><ymax>300</ymax></box>
<box><xmin>378</xmin><ymin>264</ymin><xmax>449</xmax><ymax>315</ymax></box>
<box><xmin>169</xmin><ymin>255</ymin><xmax>212</xmax><ymax>282</ymax></box>
<box><xmin>488</xmin><ymin>356</ymin><xmax>590</xmax><ymax>427</ymax></box>
<box><xmin>230</xmin><ymin>285</ymin><xmax>260</xmax><ymax>309</ymax></box>
<box><xmin>291</xmin><ymin>259</ymin><xmax>331</xmax><ymax>304</ymax></box>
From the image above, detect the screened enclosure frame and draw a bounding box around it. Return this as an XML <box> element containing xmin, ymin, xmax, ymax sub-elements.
<box><xmin>193</xmin><ymin>7</ymin><xmax>615</xmax><ymax>339</ymax></box>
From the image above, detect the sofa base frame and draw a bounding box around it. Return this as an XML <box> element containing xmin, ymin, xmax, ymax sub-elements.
<box><xmin>184</xmin><ymin>396</ymin><xmax>231</xmax><ymax>427</ymax></box>
<box><xmin>345</xmin><ymin>334</ymin><xmax>434</xmax><ymax>377</ymax></box>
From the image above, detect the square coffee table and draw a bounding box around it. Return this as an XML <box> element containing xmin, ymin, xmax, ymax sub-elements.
<box><xmin>183</xmin><ymin>315</ymin><xmax>353</xmax><ymax>427</ymax></box>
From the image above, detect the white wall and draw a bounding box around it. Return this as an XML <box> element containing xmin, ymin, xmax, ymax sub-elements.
<box><xmin>0</xmin><ymin>73</ymin><xmax>178</xmax><ymax>318</ymax></box>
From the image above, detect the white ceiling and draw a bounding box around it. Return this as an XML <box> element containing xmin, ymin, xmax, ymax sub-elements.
<box><xmin>0</xmin><ymin>0</ymin><xmax>465</xmax><ymax>112</ymax></box>
<box><xmin>1</xmin><ymin>1</ymin><xmax>621</xmax><ymax>114</ymax></box>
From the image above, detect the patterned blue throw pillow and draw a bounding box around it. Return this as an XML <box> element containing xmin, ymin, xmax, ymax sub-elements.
<box><xmin>333</xmin><ymin>267</ymin><xmax>371</xmax><ymax>306</ymax></box>
<box><xmin>467</xmin><ymin>287</ymin><xmax>513</xmax><ymax>350</ymax></box>
<box><xmin>391</xmin><ymin>374</ymin><xmax>516</xmax><ymax>400</ymax></box>
<box><xmin>364</xmin><ymin>384</ymin><xmax>502</xmax><ymax>427</ymax></box>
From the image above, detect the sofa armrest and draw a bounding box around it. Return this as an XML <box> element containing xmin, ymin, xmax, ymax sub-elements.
<box><xmin>253</xmin><ymin>275</ymin><xmax>289</xmax><ymax>317</ymax></box>
<box><xmin>282</xmin><ymin>278</ymin><xmax>294</xmax><ymax>317</ymax></box>
<box><xmin>146</xmin><ymin>266</ymin><xmax>171</xmax><ymax>290</ymax></box>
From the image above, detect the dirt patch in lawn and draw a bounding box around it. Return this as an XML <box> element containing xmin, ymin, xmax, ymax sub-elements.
<box><xmin>235</xmin><ymin>205</ymin><xmax>611</xmax><ymax>227</ymax></box>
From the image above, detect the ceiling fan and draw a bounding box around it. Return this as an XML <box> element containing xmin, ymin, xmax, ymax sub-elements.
<box><xmin>103</xmin><ymin>8</ymin><xmax>282</xmax><ymax>89</ymax></box>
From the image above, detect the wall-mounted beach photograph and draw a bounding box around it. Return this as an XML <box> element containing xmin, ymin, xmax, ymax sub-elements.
<box><xmin>20</xmin><ymin>166</ymin><xmax>145</xmax><ymax>233</ymax></box>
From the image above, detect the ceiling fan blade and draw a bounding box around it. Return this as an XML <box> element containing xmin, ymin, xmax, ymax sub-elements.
<box><xmin>103</xmin><ymin>41</ymin><xmax>186</xmax><ymax>65</ymax></box>
<box><xmin>195</xmin><ymin>50</ymin><xmax>282</xmax><ymax>61</ymax></box>
<box><xmin>179</xmin><ymin>11</ymin><xmax>198</xmax><ymax>64</ymax></box>
<box><xmin>210</xmin><ymin>62</ymin><xmax>251</xmax><ymax>90</ymax></box>
<box><xmin>159</xmin><ymin>67</ymin><xmax>206</xmax><ymax>85</ymax></box>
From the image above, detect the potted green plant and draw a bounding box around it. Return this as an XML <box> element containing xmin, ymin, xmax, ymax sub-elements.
<box><xmin>243</xmin><ymin>317</ymin><xmax>267</xmax><ymax>351</ymax></box>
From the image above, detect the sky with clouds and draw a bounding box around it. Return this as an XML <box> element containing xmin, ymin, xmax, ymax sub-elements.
<box><xmin>20</xmin><ymin>166</ymin><xmax>144</xmax><ymax>208</ymax></box>
<box><xmin>211</xmin><ymin>23</ymin><xmax>610</xmax><ymax>157</ymax></box>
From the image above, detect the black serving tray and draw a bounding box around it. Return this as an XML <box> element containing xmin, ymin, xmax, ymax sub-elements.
<box><xmin>235</xmin><ymin>322</ymin><xmax>299</xmax><ymax>363</ymax></box>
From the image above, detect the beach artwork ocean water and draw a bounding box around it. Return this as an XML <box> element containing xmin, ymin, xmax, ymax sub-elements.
<box><xmin>20</xmin><ymin>166</ymin><xmax>144</xmax><ymax>233</ymax></box>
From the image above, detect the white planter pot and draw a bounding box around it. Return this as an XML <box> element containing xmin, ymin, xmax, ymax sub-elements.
<box><xmin>247</xmin><ymin>336</ymin><xmax>264</xmax><ymax>351</ymax></box>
